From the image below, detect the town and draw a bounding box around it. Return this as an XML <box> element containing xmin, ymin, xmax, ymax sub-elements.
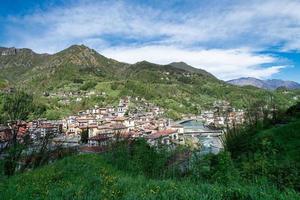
<box><xmin>1</xmin><ymin>96</ymin><xmax>246</xmax><ymax>155</ymax></box>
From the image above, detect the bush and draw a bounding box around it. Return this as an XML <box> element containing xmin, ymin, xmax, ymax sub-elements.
<box><xmin>191</xmin><ymin>152</ymin><xmax>239</xmax><ymax>184</ymax></box>
<box><xmin>2</xmin><ymin>91</ymin><xmax>46</xmax><ymax>121</ymax></box>
<box><xmin>80</xmin><ymin>81</ymin><xmax>97</xmax><ymax>91</ymax></box>
<box><xmin>105</xmin><ymin>139</ymin><xmax>172</xmax><ymax>179</ymax></box>
<box><xmin>80</xmin><ymin>130</ymin><xmax>88</xmax><ymax>144</ymax></box>
<box><xmin>222</xmin><ymin>118</ymin><xmax>300</xmax><ymax>191</ymax></box>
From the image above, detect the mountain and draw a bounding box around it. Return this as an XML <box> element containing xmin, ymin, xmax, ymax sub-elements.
<box><xmin>227</xmin><ymin>77</ymin><xmax>300</xmax><ymax>90</ymax></box>
<box><xmin>0</xmin><ymin>45</ymin><xmax>217</xmax><ymax>90</ymax></box>
<box><xmin>0</xmin><ymin>45</ymin><xmax>299</xmax><ymax>119</ymax></box>
<box><xmin>169</xmin><ymin>62</ymin><xmax>216</xmax><ymax>79</ymax></box>
<box><xmin>265</xmin><ymin>79</ymin><xmax>300</xmax><ymax>90</ymax></box>
<box><xmin>0</xmin><ymin>47</ymin><xmax>50</xmax><ymax>82</ymax></box>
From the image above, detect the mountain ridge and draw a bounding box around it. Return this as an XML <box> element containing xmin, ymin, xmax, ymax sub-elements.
<box><xmin>1</xmin><ymin>44</ymin><xmax>299</xmax><ymax>119</ymax></box>
<box><xmin>169</xmin><ymin>61</ymin><xmax>216</xmax><ymax>79</ymax></box>
<box><xmin>0</xmin><ymin>45</ymin><xmax>216</xmax><ymax>86</ymax></box>
<box><xmin>227</xmin><ymin>77</ymin><xmax>300</xmax><ymax>90</ymax></box>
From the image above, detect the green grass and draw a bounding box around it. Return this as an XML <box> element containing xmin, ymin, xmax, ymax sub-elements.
<box><xmin>0</xmin><ymin>154</ymin><xmax>299</xmax><ymax>200</ymax></box>
<box><xmin>222</xmin><ymin>119</ymin><xmax>300</xmax><ymax>191</ymax></box>
<box><xmin>255</xmin><ymin>120</ymin><xmax>300</xmax><ymax>162</ymax></box>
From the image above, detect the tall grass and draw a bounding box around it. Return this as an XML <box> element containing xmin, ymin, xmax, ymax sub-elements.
<box><xmin>221</xmin><ymin>119</ymin><xmax>300</xmax><ymax>191</ymax></box>
<box><xmin>1</xmin><ymin>154</ymin><xmax>299</xmax><ymax>200</ymax></box>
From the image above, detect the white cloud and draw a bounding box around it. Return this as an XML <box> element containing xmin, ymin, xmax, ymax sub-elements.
<box><xmin>101</xmin><ymin>45</ymin><xmax>285</xmax><ymax>80</ymax></box>
<box><xmin>5</xmin><ymin>0</ymin><xmax>300</xmax><ymax>52</ymax></box>
<box><xmin>2</xmin><ymin>0</ymin><xmax>299</xmax><ymax>80</ymax></box>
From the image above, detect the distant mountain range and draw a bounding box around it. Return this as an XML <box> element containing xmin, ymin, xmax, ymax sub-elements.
<box><xmin>227</xmin><ymin>77</ymin><xmax>300</xmax><ymax>90</ymax></box>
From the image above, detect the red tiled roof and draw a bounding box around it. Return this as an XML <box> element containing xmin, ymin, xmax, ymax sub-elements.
<box><xmin>118</xmin><ymin>131</ymin><xmax>139</xmax><ymax>138</ymax></box>
<box><xmin>39</xmin><ymin>124</ymin><xmax>58</xmax><ymax>129</ymax></box>
<box><xmin>147</xmin><ymin>129</ymin><xmax>177</xmax><ymax>140</ymax></box>
<box><xmin>113</xmin><ymin>116</ymin><xmax>127</xmax><ymax>121</ymax></box>
<box><xmin>110</xmin><ymin>124</ymin><xmax>127</xmax><ymax>130</ymax></box>
<box><xmin>88</xmin><ymin>134</ymin><xmax>110</xmax><ymax>141</ymax></box>
<box><xmin>18</xmin><ymin>126</ymin><xmax>28</xmax><ymax>135</ymax></box>
<box><xmin>88</xmin><ymin>125</ymin><xmax>98</xmax><ymax>128</ymax></box>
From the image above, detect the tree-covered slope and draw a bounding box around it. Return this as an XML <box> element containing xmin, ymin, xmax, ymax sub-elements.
<box><xmin>223</xmin><ymin>117</ymin><xmax>300</xmax><ymax>191</ymax></box>
<box><xmin>0</xmin><ymin>45</ymin><xmax>299</xmax><ymax>118</ymax></box>
<box><xmin>169</xmin><ymin>61</ymin><xmax>216</xmax><ymax>79</ymax></box>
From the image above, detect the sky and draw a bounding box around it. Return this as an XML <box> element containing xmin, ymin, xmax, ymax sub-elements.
<box><xmin>0</xmin><ymin>0</ymin><xmax>300</xmax><ymax>82</ymax></box>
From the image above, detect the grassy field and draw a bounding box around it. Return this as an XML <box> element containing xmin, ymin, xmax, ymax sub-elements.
<box><xmin>0</xmin><ymin>154</ymin><xmax>299</xmax><ymax>200</ymax></box>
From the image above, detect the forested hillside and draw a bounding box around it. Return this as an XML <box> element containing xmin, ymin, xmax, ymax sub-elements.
<box><xmin>1</xmin><ymin>45</ymin><xmax>299</xmax><ymax>119</ymax></box>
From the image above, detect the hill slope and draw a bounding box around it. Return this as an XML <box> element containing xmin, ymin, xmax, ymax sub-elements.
<box><xmin>0</xmin><ymin>154</ymin><xmax>298</xmax><ymax>200</ymax></box>
<box><xmin>0</xmin><ymin>45</ymin><xmax>299</xmax><ymax>119</ymax></box>
<box><xmin>169</xmin><ymin>62</ymin><xmax>216</xmax><ymax>79</ymax></box>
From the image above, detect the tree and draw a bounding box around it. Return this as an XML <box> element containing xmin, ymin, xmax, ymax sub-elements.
<box><xmin>81</xmin><ymin>130</ymin><xmax>89</xmax><ymax>144</ymax></box>
<box><xmin>2</xmin><ymin>91</ymin><xmax>45</xmax><ymax>121</ymax></box>
<box><xmin>1</xmin><ymin>91</ymin><xmax>46</xmax><ymax>176</ymax></box>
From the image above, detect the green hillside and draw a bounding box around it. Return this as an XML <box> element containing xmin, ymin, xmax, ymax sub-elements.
<box><xmin>1</xmin><ymin>154</ymin><xmax>299</xmax><ymax>200</ymax></box>
<box><xmin>223</xmin><ymin>118</ymin><xmax>300</xmax><ymax>191</ymax></box>
<box><xmin>0</xmin><ymin>45</ymin><xmax>299</xmax><ymax>119</ymax></box>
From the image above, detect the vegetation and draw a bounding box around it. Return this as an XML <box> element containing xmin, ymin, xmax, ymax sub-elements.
<box><xmin>1</xmin><ymin>91</ymin><xmax>46</xmax><ymax>121</ymax></box>
<box><xmin>220</xmin><ymin>105</ymin><xmax>300</xmax><ymax>191</ymax></box>
<box><xmin>1</xmin><ymin>110</ymin><xmax>300</xmax><ymax>199</ymax></box>
<box><xmin>1</xmin><ymin>154</ymin><xmax>299</xmax><ymax>200</ymax></box>
<box><xmin>1</xmin><ymin>45</ymin><xmax>299</xmax><ymax>119</ymax></box>
<box><xmin>0</xmin><ymin>79</ymin><xmax>7</xmax><ymax>89</ymax></box>
<box><xmin>104</xmin><ymin>139</ymin><xmax>179</xmax><ymax>179</ymax></box>
<box><xmin>1</xmin><ymin>45</ymin><xmax>300</xmax><ymax>198</ymax></box>
<box><xmin>0</xmin><ymin>91</ymin><xmax>72</xmax><ymax>177</ymax></box>
<box><xmin>80</xmin><ymin>130</ymin><xmax>89</xmax><ymax>144</ymax></box>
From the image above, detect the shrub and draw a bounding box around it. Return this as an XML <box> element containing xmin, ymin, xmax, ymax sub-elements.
<box><xmin>105</xmin><ymin>139</ymin><xmax>172</xmax><ymax>179</ymax></box>
<box><xmin>80</xmin><ymin>81</ymin><xmax>97</xmax><ymax>91</ymax></box>
<box><xmin>191</xmin><ymin>152</ymin><xmax>239</xmax><ymax>184</ymax></box>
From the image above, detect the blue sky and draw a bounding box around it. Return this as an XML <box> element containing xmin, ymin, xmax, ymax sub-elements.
<box><xmin>0</xmin><ymin>0</ymin><xmax>300</xmax><ymax>82</ymax></box>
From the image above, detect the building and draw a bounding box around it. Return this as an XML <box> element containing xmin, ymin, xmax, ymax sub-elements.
<box><xmin>88</xmin><ymin>133</ymin><xmax>111</xmax><ymax>147</ymax></box>
<box><xmin>147</xmin><ymin>129</ymin><xmax>179</xmax><ymax>146</ymax></box>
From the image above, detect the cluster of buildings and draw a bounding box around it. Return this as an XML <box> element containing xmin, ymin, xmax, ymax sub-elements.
<box><xmin>0</xmin><ymin>120</ymin><xmax>62</xmax><ymax>151</ymax></box>
<box><xmin>60</xmin><ymin>97</ymin><xmax>171</xmax><ymax>148</ymax></box>
<box><xmin>199</xmin><ymin>100</ymin><xmax>246</xmax><ymax>128</ymax></box>
<box><xmin>44</xmin><ymin>90</ymin><xmax>106</xmax><ymax>105</ymax></box>
<box><xmin>1</xmin><ymin>98</ymin><xmax>248</xmax><ymax>154</ymax></box>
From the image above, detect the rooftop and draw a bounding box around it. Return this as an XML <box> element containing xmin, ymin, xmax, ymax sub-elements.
<box><xmin>147</xmin><ymin>129</ymin><xmax>177</xmax><ymax>140</ymax></box>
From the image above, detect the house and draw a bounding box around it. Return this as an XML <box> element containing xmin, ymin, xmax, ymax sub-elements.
<box><xmin>112</xmin><ymin>116</ymin><xmax>135</xmax><ymax>131</ymax></box>
<box><xmin>169</xmin><ymin>124</ymin><xmax>184</xmax><ymax>134</ymax></box>
<box><xmin>147</xmin><ymin>129</ymin><xmax>178</xmax><ymax>146</ymax></box>
<box><xmin>124</xmin><ymin>118</ymin><xmax>135</xmax><ymax>130</ymax></box>
<box><xmin>110</xmin><ymin>123</ymin><xmax>128</xmax><ymax>135</ymax></box>
<box><xmin>28</xmin><ymin>121</ymin><xmax>62</xmax><ymax>139</ymax></box>
<box><xmin>66</xmin><ymin>124</ymin><xmax>81</xmax><ymax>136</ymax></box>
<box><xmin>0</xmin><ymin>123</ymin><xmax>30</xmax><ymax>149</ymax></box>
<box><xmin>88</xmin><ymin>134</ymin><xmax>111</xmax><ymax>146</ymax></box>
<box><xmin>106</xmin><ymin>106</ymin><xmax>115</xmax><ymax>113</ymax></box>
<box><xmin>117</xmin><ymin>103</ymin><xmax>127</xmax><ymax>117</ymax></box>
<box><xmin>88</xmin><ymin>123</ymin><xmax>113</xmax><ymax>138</ymax></box>
<box><xmin>52</xmin><ymin>135</ymin><xmax>81</xmax><ymax>147</ymax></box>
